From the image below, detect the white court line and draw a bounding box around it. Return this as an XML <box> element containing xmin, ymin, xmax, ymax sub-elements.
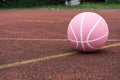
<box><xmin>108</xmin><ymin>39</ymin><xmax>120</xmax><ymax>42</ymax></box>
<box><xmin>0</xmin><ymin>18</ymin><xmax>65</xmax><ymax>23</ymax></box>
<box><xmin>0</xmin><ymin>38</ymin><xmax>119</xmax><ymax>42</ymax></box>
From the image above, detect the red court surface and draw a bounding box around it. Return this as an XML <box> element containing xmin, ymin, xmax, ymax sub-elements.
<box><xmin>0</xmin><ymin>10</ymin><xmax>120</xmax><ymax>80</ymax></box>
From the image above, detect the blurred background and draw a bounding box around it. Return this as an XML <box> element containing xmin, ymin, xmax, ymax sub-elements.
<box><xmin>0</xmin><ymin>0</ymin><xmax>120</xmax><ymax>9</ymax></box>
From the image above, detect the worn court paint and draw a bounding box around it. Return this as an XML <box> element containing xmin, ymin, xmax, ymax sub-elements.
<box><xmin>0</xmin><ymin>43</ymin><xmax>120</xmax><ymax>69</ymax></box>
<box><xmin>0</xmin><ymin>38</ymin><xmax>119</xmax><ymax>42</ymax></box>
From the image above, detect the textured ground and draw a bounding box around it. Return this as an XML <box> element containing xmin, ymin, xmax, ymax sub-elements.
<box><xmin>0</xmin><ymin>10</ymin><xmax>120</xmax><ymax>80</ymax></box>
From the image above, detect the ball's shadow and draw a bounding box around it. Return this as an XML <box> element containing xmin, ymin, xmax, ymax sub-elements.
<box><xmin>75</xmin><ymin>49</ymin><xmax>108</xmax><ymax>55</ymax></box>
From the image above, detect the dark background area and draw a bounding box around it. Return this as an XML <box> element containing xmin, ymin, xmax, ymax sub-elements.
<box><xmin>0</xmin><ymin>0</ymin><xmax>119</xmax><ymax>8</ymax></box>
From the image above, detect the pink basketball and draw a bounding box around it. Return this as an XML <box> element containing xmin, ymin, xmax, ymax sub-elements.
<box><xmin>67</xmin><ymin>12</ymin><xmax>109</xmax><ymax>52</ymax></box>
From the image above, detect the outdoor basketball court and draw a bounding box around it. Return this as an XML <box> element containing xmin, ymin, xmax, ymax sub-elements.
<box><xmin>0</xmin><ymin>10</ymin><xmax>120</xmax><ymax>80</ymax></box>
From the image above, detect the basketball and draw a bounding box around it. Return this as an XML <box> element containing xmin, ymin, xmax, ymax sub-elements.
<box><xmin>67</xmin><ymin>12</ymin><xmax>109</xmax><ymax>52</ymax></box>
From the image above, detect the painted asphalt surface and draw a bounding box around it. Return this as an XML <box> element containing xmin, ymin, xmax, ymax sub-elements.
<box><xmin>0</xmin><ymin>10</ymin><xmax>120</xmax><ymax>80</ymax></box>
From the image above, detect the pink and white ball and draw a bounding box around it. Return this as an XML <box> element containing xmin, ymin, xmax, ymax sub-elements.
<box><xmin>67</xmin><ymin>12</ymin><xmax>109</xmax><ymax>52</ymax></box>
